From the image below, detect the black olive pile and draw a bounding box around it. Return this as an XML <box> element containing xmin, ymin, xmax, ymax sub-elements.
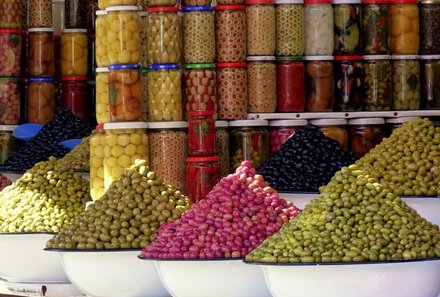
<box><xmin>0</xmin><ymin>108</ymin><xmax>92</xmax><ymax>172</ymax></box>
<box><xmin>257</xmin><ymin>124</ymin><xmax>357</xmax><ymax>192</ymax></box>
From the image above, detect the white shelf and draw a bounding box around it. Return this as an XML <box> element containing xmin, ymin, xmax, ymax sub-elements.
<box><xmin>0</xmin><ymin>279</ymin><xmax>85</xmax><ymax>297</ymax></box>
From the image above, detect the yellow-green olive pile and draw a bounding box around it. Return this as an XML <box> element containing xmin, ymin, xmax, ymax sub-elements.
<box><xmin>56</xmin><ymin>135</ymin><xmax>91</xmax><ymax>172</ymax></box>
<box><xmin>0</xmin><ymin>157</ymin><xmax>91</xmax><ymax>233</ymax></box>
<box><xmin>46</xmin><ymin>159</ymin><xmax>192</xmax><ymax>250</ymax></box>
<box><xmin>246</xmin><ymin>165</ymin><xmax>440</xmax><ymax>263</ymax></box>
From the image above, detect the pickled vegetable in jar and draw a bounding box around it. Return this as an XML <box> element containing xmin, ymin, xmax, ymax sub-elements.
<box><xmin>246</xmin><ymin>0</ymin><xmax>276</xmax><ymax>56</ymax></box>
<box><xmin>95</xmin><ymin>10</ymin><xmax>109</xmax><ymax>67</ymax></box>
<box><xmin>215</xmin><ymin>121</ymin><xmax>230</xmax><ymax>177</ymax></box>
<box><xmin>348</xmin><ymin>117</ymin><xmax>385</xmax><ymax>157</ymax></box>
<box><xmin>187</xmin><ymin>156</ymin><xmax>220</xmax><ymax>203</ymax></box>
<box><xmin>304</xmin><ymin>55</ymin><xmax>334</xmax><ymax>112</ymax></box>
<box><xmin>108</xmin><ymin>64</ymin><xmax>142</xmax><ymax>122</ymax></box>
<box><xmin>140</xmin><ymin>67</ymin><xmax>149</xmax><ymax>121</ymax></box>
<box><xmin>0</xmin><ymin>0</ymin><xmax>23</xmax><ymax>29</ymax></box>
<box><xmin>419</xmin><ymin>2</ymin><xmax>440</xmax><ymax>55</ymax></box>
<box><xmin>309</xmin><ymin>118</ymin><xmax>348</xmax><ymax>150</ymax></box>
<box><xmin>0</xmin><ymin>29</ymin><xmax>24</xmax><ymax>77</ymax></box>
<box><xmin>386</xmin><ymin>116</ymin><xmax>421</xmax><ymax>133</ymax></box>
<box><xmin>149</xmin><ymin>0</ymin><xmax>177</xmax><ymax>7</ymax></box>
<box><xmin>333</xmin><ymin>0</ymin><xmax>361</xmax><ymax>55</ymax></box>
<box><xmin>99</xmin><ymin>0</ymin><xmax>137</xmax><ymax>8</ymax></box>
<box><xmin>229</xmin><ymin>120</ymin><xmax>269</xmax><ymax>171</ymax></box>
<box><xmin>0</xmin><ymin>126</ymin><xmax>17</xmax><ymax>164</ymax></box>
<box><xmin>27</xmin><ymin>77</ymin><xmax>55</xmax><ymax>124</ymax></box>
<box><xmin>420</xmin><ymin>55</ymin><xmax>440</xmax><ymax>109</ymax></box>
<box><xmin>304</xmin><ymin>0</ymin><xmax>333</xmax><ymax>56</ymax></box>
<box><xmin>65</xmin><ymin>0</ymin><xmax>87</xmax><ymax>29</ymax></box>
<box><xmin>215</xmin><ymin>5</ymin><xmax>246</xmax><ymax>63</ymax></box>
<box><xmin>52</xmin><ymin>0</ymin><xmax>64</xmax><ymax>35</ymax></box>
<box><xmin>60</xmin><ymin>29</ymin><xmax>88</xmax><ymax>76</ymax></box>
<box><xmin>269</xmin><ymin>119</ymin><xmax>307</xmax><ymax>154</ymax></box>
<box><xmin>276</xmin><ymin>56</ymin><xmax>305</xmax><ymax>112</ymax></box>
<box><xmin>188</xmin><ymin>110</ymin><xmax>215</xmax><ymax>157</ymax></box>
<box><xmin>391</xmin><ymin>55</ymin><xmax>420</xmax><ymax>110</ymax></box>
<box><xmin>30</xmin><ymin>0</ymin><xmax>53</xmax><ymax>28</ymax></box>
<box><xmin>0</xmin><ymin>77</ymin><xmax>20</xmax><ymax>125</ymax></box>
<box><xmin>184</xmin><ymin>0</ymin><xmax>212</xmax><ymax>6</ymax></box>
<box><xmin>147</xmin><ymin>7</ymin><xmax>182</xmax><ymax>65</ymax></box>
<box><xmin>147</xmin><ymin>63</ymin><xmax>182</xmax><ymax>121</ymax></box>
<box><xmin>218</xmin><ymin>0</ymin><xmax>244</xmax><ymax>5</ymax></box>
<box><xmin>106</xmin><ymin>6</ymin><xmax>140</xmax><ymax>65</ymax></box>
<box><xmin>334</xmin><ymin>55</ymin><xmax>364</xmax><ymax>111</ymax></box>
<box><xmin>98</xmin><ymin>0</ymin><xmax>108</xmax><ymax>10</ymax></box>
<box><xmin>90</xmin><ymin>125</ymin><xmax>105</xmax><ymax>201</ymax></box>
<box><xmin>363</xmin><ymin>55</ymin><xmax>392</xmax><ymax>111</ymax></box>
<box><xmin>28</xmin><ymin>28</ymin><xmax>55</xmax><ymax>77</ymax></box>
<box><xmin>217</xmin><ymin>62</ymin><xmax>247</xmax><ymax>120</ymax></box>
<box><xmin>103</xmin><ymin>122</ymin><xmax>149</xmax><ymax>190</ymax></box>
<box><xmin>362</xmin><ymin>0</ymin><xmax>390</xmax><ymax>54</ymax></box>
<box><xmin>276</xmin><ymin>0</ymin><xmax>304</xmax><ymax>56</ymax></box>
<box><xmin>390</xmin><ymin>0</ymin><xmax>419</xmax><ymax>55</ymax></box>
<box><xmin>182</xmin><ymin>6</ymin><xmax>215</xmax><ymax>64</ymax></box>
<box><xmin>61</xmin><ymin>76</ymin><xmax>89</xmax><ymax>121</ymax></box>
<box><xmin>247</xmin><ymin>56</ymin><xmax>277</xmax><ymax>113</ymax></box>
<box><xmin>95</xmin><ymin>67</ymin><xmax>110</xmax><ymax>124</ymax></box>
<box><xmin>149</xmin><ymin>122</ymin><xmax>188</xmax><ymax>193</ymax></box>
<box><xmin>184</xmin><ymin>63</ymin><xmax>217</xmax><ymax>119</ymax></box>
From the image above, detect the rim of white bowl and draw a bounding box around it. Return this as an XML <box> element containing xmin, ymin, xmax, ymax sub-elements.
<box><xmin>243</xmin><ymin>257</ymin><xmax>440</xmax><ymax>266</ymax></box>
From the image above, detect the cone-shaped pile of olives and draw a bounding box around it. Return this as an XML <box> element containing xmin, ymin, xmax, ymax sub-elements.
<box><xmin>141</xmin><ymin>161</ymin><xmax>300</xmax><ymax>259</ymax></box>
<box><xmin>257</xmin><ymin>124</ymin><xmax>357</xmax><ymax>192</ymax></box>
<box><xmin>0</xmin><ymin>157</ymin><xmax>91</xmax><ymax>233</ymax></box>
<box><xmin>46</xmin><ymin>160</ymin><xmax>192</xmax><ymax>249</ymax></box>
<box><xmin>355</xmin><ymin>118</ymin><xmax>440</xmax><ymax>196</ymax></box>
<box><xmin>57</xmin><ymin>135</ymin><xmax>91</xmax><ymax>172</ymax></box>
<box><xmin>246</xmin><ymin>165</ymin><xmax>440</xmax><ymax>263</ymax></box>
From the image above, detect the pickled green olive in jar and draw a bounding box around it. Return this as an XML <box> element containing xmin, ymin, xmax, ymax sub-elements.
<box><xmin>333</xmin><ymin>1</ymin><xmax>361</xmax><ymax>55</ymax></box>
<box><xmin>348</xmin><ymin>118</ymin><xmax>385</xmax><ymax>158</ymax></box>
<box><xmin>246</xmin><ymin>0</ymin><xmax>276</xmax><ymax>56</ymax></box>
<box><xmin>276</xmin><ymin>1</ymin><xmax>304</xmax><ymax>56</ymax></box>
<box><xmin>334</xmin><ymin>55</ymin><xmax>364</xmax><ymax>111</ymax></box>
<box><xmin>420</xmin><ymin>55</ymin><xmax>440</xmax><ymax>109</ymax></box>
<box><xmin>246</xmin><ymin>56</ymin><xmax>277</xmax><ymax>113</ymax></box>
<box><xmin>363</xmin><ymin>55</ymin><xmax>392</xmax><ymax>111</ymax></box>
<box><xmin>392</xmin><ymin>55</ymin><xmax>420</xmax><ymax>110</ymax></box>
<box><xmin>362</xmin><ymin>1</ymin><xmax>390</xmax><ymax>54</ymax></box>
<box><xmin>419</xmin><ymin>2</ymin><xmax>440</xmax><ymax>55</ymax></box>
<box><xmin>215</xmin><ymin>121</ymin><xmax>230</xmax><ymax>177</ymax></box>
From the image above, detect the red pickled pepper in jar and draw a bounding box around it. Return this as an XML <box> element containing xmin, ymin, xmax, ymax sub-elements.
<box><xmin>188</xmin><ymin>110</ymin><xmax>216</xmax><ymax>156</ymax></box>
<box><xmin>61</xmin><ymin>76</ymin><xmax>89</xmax><ymax>121</ymax></box>
<box><xmin>276</xmin><ymin>57</ymin><xmax>305</xmax><ymax>112</ymax></box>
<box><xmin>187</xmin><ymin>156</ymin><xmax>220</xmax><ymax>203</ymax></box>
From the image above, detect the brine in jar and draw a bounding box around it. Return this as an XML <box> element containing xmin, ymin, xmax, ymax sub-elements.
<box><xmin>217</xmin><ymin>62</ymin><xmax>247</xmax><ymax>120</ymax></box>
<box><xmin>30</xmin><ymin>0</ymin><xmax>53</xmax><ymax>28</ymax></box>
<box><xmin>215</xmin><ymin>121</ymin><xmax>230</xmax><ymax>177</ymax></box>
<box><xmin>334</xmin><ymin>55</ymin><xmax>364</xmax><ymax>111</ymax></box>
<box><xmin>90</xmin><ymin>125</ymin><xmax>105</xmax><ymax>201</ymax></box>
<box><xmin>246</xmin><ymin>0</ymin><xmax>276</xmax><ymax>56</ymax></box>
<box><xmin>392</xmin><ymin>55</ymin><xmax>420</xmax><ymax>110</ymax></box>
<box><xmin>309</xmin><ymin>118</ymin><xmax>348</xmax><ymax>150</ymax></box>
<box><xmin>419</xmin><ymin>2</ymin><xmax>440</xmax><ymax>55</ymax></box>
<box><xmin>305</xmin><ymin>55</ymin><xmax>334</xmax><ymax>112</ymax></box>
<box><xmin>420</xmin><ymin>55</ymin><xmax>440</xmax><ymax>109</ymax></box>
<box><xmin>28</xmin><ymin>28</ymin><xmax>55</xmax><ymax>77</ymax></box>
<box><xmin>95</xmin><ymin>10</ymin><xmax>109</xmax><ymax>67</ymax></box>
<box><xmin>362</xmin><ymin>1</ymin><xmax>390</xmax><ymax>54</ymax></box>
<box><xmin>276</xmin><ymin>2</ymin><xmax>304</xmax><ymax>57</ymax></box>
<box><xmin>363</xmin><ymin>55</ymin><xmax>392</xmax><ymax>111</ymax></box>
<box><xmin>348</xmin><ymin>118</ymin><xmax>385</xmax><ymax>158</ymax></box>
<box><xmin>276</xmin><ymin>56</ymin><xmax>305</xmax><ymax>112</ymax></box>
<box><xmin>269</xmin><ymin>119</ymin><xmax>307</xmax><ymax>154</ymax></box>
<box><xmin>247</xmin><ymin>56</ymin><xmax>277</xmax><ymax>113</ymax></box>
<box><xmin>184</xmin><ymin>64</ymin><xmax>217</xmax><ymax>118</ymax></box>
<box><xmin>27</xmin><ymin>77</ymin><xmax>55</xmax><ymax>124</ymax></box>
<box><xmin>334</xmin><ymin>1</ymin><xmax>361</xmax><ymax>55</ymax></box>
<box><xmin>215</xmin><ymin>5</ymin><xmax>246</xmax><ymax>62</ymax></box>
<box><xmin>390</xmin><ymin>1</ymin><xmax>419</xmax><ymax>55</ymax></box>
<box><xmin>304</xmin><ymin>0</ymin><xmax>333</xmax><ymax>56</ymax></box>
<box><xmin>0</xmin><ymin>78</ymin><xmax>20</xmax><ymax>125</ymax></box>
<box><xmin>60</xmin><ymin>29</ymin><xmax>88</xmax><ymax>76</ymax></box>
<box><xmin>95</xmin><ymin>67</ymin><xmax>110</xmax><ymax>124</ymax></box>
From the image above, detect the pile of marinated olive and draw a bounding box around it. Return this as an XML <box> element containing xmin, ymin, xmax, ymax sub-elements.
<box><xmin>257</xmin><ymin>124</ymin><xmax>357</xmax><ymax>192</ymax></box>
<box><xmin>0</xmin><ymin>157</ymin><xmax>91</xmax><ymax>233</ymax></box>
<box><xmin>46</xmin><ymin>159</ymin><xmax>192</xmax><ymax>249</ymax></box>
<box><xmin>57</xmin><ymin>135</ymin><xmax>91</xmax><ymax>172</ymax></box>
<box><xmin>246</xmin><ymin>165</ymin><xmax>440</xmax><ymax>263</ymax></box>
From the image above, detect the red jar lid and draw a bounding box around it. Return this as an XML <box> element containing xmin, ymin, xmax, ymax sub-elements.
<box><xmin>188</xmin><ymin>111</ymin><xmax>215</xmax><ymax>116</ymax></box>
<box><xmin>215</xmin><ymin>4</ymin><xmax>246</xmax><ymax>10</ymax></box>
<box><xmin>147</xmin><ymin>6</ymin><xmax>179</xmax><ymax>12</ymax></box>
<box><xmin>61</xmin><ymin>76</ymin><xmax>88</xmax><ymax>81</ymax></box>
<box><xmin>245</xmin><ymin>0</ymin><xmax>274</xmax><ymax>4</ymax></box>
<box><xmin>304</xmin><ymin>0</ymin><xmax>331</xmax><ymax>4</ymax></box>
<box><xmin>0</xmin><ymin>29</ymin><xmax>26</xmax><ymax>35</ymax></box>
<box><xmin>187</xmin><ymin>156</ymin><xmax>219</xmax><ymax>163</ymax></box>
<box><xmin>362</xmin><ymin>0</ymin><xmax>389</xmax><ymax>3</ymax></box>
<box><xmin>389</xmin><ymin>0</ymin><xmax>417</xmax><ymax>3</ymax></box>
<box><xmin>216</xmin><ymin>62</ymin><xmax>247</xmax><ymax>67</ymax></box>
<box><xmin>334</xmin><ymin>55</ymin><xmax>362</xmax><ymax>61</ymax></box>
<box><xmin>96</xmin><ymin>124</ymin><xmax>104</xmax><ymax>130</ymax></box>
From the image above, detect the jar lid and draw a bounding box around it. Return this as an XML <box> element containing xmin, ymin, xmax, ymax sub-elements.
<box><xmin>147</xmin><ymin>6</ymin><xmax>179</xmax><ymax>12</ymax></box>
<box><xmin>386</xmin><ymin>117</ymin><xmax>422</xmax><ymax>124</ymax></box>
<box><xmin>276</xmin><ymin>56</ymin><xmax>303</xmax><ymax>61</ymax></box>
<box><xmin>106</xmin><ymin>5</ymin><xmax>140</xmax><ymax>11</ymax></box>
<box><xmin>389</xmin><ymin>0</ymin><xmax>417</xmax><ymax>3</ymax></box>
<box><xmin>304</xmin><ymin>0</ymin><xmax>331</xmax><ymax>4</ymax></box>
<box><xmin>216</xmin><ymin>62</ymin><xmax>247</xmax><ymax>67</ymax></box>
<box><xmin>149</xmin><ymin>63</ymin><xmax>181</xmax><ymax>70</ymax></box>
<box><xmin>0</xmin><ymin>125</ymin><xmax>18</xmax><ymax>131</ymax></box>
<box><xmin>96</xmin><ymin>124</ymin><xmax>104</xmax><ymax>130</ymax></box>
<box><xmin>309</xmin><ymin>119</ymin><xmax>347</xmax><ymax>126</ymax></box>
<box><xmin>60</xmin><ymin>76</ymin><xmax>88</xmax><ymax>81</ymax></box>
<box><xmin>269</xmin><ymin>120</ymin><xmax>308</xmax><ymax>127</ymax></box>
<box><xmin>185</xmin><ymin>63</ymin><xmax>216</xmax><ymax>69</ymax></box>
<box><xmin>275</xmin><ymin>0</ymin><xmax>304</xmax><ymax>4</ymax></box>
<box><xmin>419</xmin><ymin>55</ymin><xmax>440</xmax><ymax>60</ymax></box>
<box><xmin>96</xmin><ymin>67</ymin><xmax>109</xmax><ymax>73</ymax></box>
<box><xmin>304</xmin><ymin>55</ymin><xmax>334</xmax><ymax>61</ymax></box>
<box><xmin>0</xmin><ymin>29</ymin><xmax>26</xmax><ymax>35</ymax></box>
<box><xmin>334</xmin><ymin>55</ymin><xmax>363</xmax><ymax>61</ymax></box>
<box><xmin>104</xmin><ymin>122</ymin><xmax>149</xmax><ymax>130</ymax></box>
<box><xmin>28</xmin><ymin>28</ymin><xmax>55</xmax><ymax>32</ymax></box>
<box><xmin>96</xmin><ymin>10</ymin><xmax>108</xmax><ymax>16</ymax></box>
<box><xmin>228</xmin><ymin>120</ymin><xmax>269</xmax><ymax>127</ymax></box>
<box><xmin>245</xmin><ymin>0</ymin><xmax>274</xmax><ymax>4</ymax></box>
<box><xmin>214</xmin><ymin>5</ymin><xmax>246</xmax><ymax>10</ymax></box>
<box><xmin>187</xmin><ymin>156</ymin><xmax>219</xmax><ymax>163</ymax></box>
<box><xmin>333</xmin><ymin>0</ymin><xmax>361</xmax><ymax>3</ymax></box>
<box><xmin>0</xmin><ymin>77</ymin><xmax>20</xmax><ymax>82</ymax></box>
<box><xmin>391</xmin><ymin>55</ymin><xmax>419</xmax><ymax>60</ymax></box>
<box><xmin>362</xmin><ymin>0</ymin><xmax>389</xmax><ymax>3</ymax></box>
<box><xmin>246</xmin><ymin>56</ymin><xmax>276</xmax><ymax>61</ymax></box>
<box><xmin>108</xmin><ymin>64</ymin><xmax>141</xmax><ymax>70</ymax></box>
<box><xmin>363</xmin><ymin>55</ymin><xmax>391</xmax><ymax>60</ymax></box>
<box><xmin>148</xmin><ymin>121</ymin><xmax>187</xmax><ymax>129</ymax></box>
<box><xmin>348</xmin><ymin>118</ymin><xmax>385</xmax><ymax>125</ymax></box>
<box><xmin>62</xmin><ymin>29</ymin><xmax>88</xmax><ymax>34</ymax></box>
<box><xmin>215</xmin><ymin>121</ymin><xmax>229</xmax><ymax>128</ymax></box>
<box><xmin>181</xmin><ymin>6</ymin><xmax>214</xmax><ymax>12</ymax></box>
<box><xmin>28</xmin><ymin>77</ymin><xmax>55</xmax><ymax>83</ymax></box>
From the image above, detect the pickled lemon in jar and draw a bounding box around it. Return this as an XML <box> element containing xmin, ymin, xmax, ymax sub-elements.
<box><xmin>96</xmin><ymin>67</ymin><xmax>110</xmax><ymax>124</ymax></box>
<box><xmin>60</xmin><ymin>29</ymin><xmax>88</xmax><ymax>76</ymax></box>
<box><xmin>90</xmin><ymin>125</ymin><xmax>105</xmax><ymax>200</ymax></box>
<box><xmin>95</xmin><ymin>10</ymin><xmax>109</xmax><ymax>67</ymax></box>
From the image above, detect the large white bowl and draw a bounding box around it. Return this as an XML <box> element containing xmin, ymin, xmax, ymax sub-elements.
<box><xmin>53</xmin><ymin>249</ymin><xmax>169</xmax><ymax>297</ymax></box>
<box><xmin>152</xmin><ymin>259</ymin><xmax>271</xmax><ymax>297</ymax></box>
<box><xmin>250</xmin><ymin>258</ymin><xmax>440</xmax><ymax>297</ymax></box>
<box><xmin>0</xmin><ymin>233</ymin><xmax>68</xmax><ymax>283</ymax></box>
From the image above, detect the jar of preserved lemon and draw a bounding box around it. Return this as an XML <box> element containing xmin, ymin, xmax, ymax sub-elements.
<box><xmin>95</xmin><ymin>10</ymin><xmax>109</xmax><ymax>67</ymax></box>
<box><xmin>28</xmin><ymin>28</ymin><xmax>55</xmax><ymax>77</ymax></box>
<box><xmin>60</xmin><ymin>29</ymin><xmax>88</xmax><ymax>76</ymax></box>
<box><xmin>27</xmin><ymin>77</ymin><xmax>56</xmax><ymax>124</ymax></box>
<box><xmin>90</xmin><ymin>125</ymin><xmax>105</xmax><ymax>200</ymax></box>
<box><xmin>390</xmin><ymin>0</ymin><xmax>419</xmax><ymax>55</ymax></box>
<box><xmin>95</xmin><ymin>67</ymin><xmax>110</xmax><ymax>124</ymax></box>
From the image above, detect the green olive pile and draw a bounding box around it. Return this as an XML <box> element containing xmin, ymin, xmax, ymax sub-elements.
<box><xmin>0</xmin><ymin>157</ymin><xmax>91</xmax><ymax>233</ymax></box>
<box><xmin>56</xmin><ymin>135</ymin><xmax>91</xmax><ymax>172</ymax></box>
<box><xmin>46</xmin><ymin>159</ymin><xmax>192</xmax><ymax>250</ymax></box>
<box><xmin>246</xmin><ymin>165</ymin><xmax>440</xmax><ymax>263</ymax></box>
<box><xmin>356</xmin><ymin>118</ymin><xmax>440</xmax><ymax>196</ymax></box>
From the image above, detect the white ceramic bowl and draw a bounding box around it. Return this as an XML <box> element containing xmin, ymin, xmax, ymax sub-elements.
<box><xmin>0</xmin><ymin>233</ymin><xmax>68</xmax><ymax>283</ymax></box>
<box><xmin>53</xmin><ymin>249</ymin><xmax>169</xmax><ymax>297</ymax></box>
<box><xmin>250</xmin><ymin>258</ymin><xmax>440</xmax><ymax>297</ymax></box>
<box><xmin>153</xmin><ymin>259</ymin><xmax>271</xmax><ymax>297</ymax></box>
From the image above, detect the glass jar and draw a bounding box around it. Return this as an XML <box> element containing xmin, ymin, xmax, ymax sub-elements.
<box><xmin>95</xmin><ymin>10</ymin><xmax>109</xmax><ymax>67</ymax></box>
<box><xmin>363</xmin><ymin>55</ymin><xmax>392</xmax><ymax>111</ymax></box>
<box><xmin>0</xmin><ymin>29</ymin><xmax>24</xmax><ymax>77</ymax></box>
<box><xmin>27</xmin><ymin>77</ymin><xmax>55</xmax><ymax>124</ymax></box>
<box><xmin>247</xmin><ymin>56</ymin><xmax>277</xmax><ymax>113</ymax></box>
<box><xmin>0</xmin><ymin>1</ymin><xmax>22</xmax><ymax>29</ymax></box>
<box><xmin>269</xmin><ymin>119</ymin><xmax>307</xmax><ymax>154</ymax></box>
<box><xmin>420</xmin><ymin>2</ymin><xmax>440</xmax><ymax>55</ymax></box>
<box><xmin>215</xmin><ymin>121</ymin><xmax>230</xmax><ymax>177</ymax></box>
<box><xmin>304</xmin><ymin>55</ymin><xmax>334</xmax><ymax>111</ymax></box>
<box><xmin>348</xmin><ymin>117</ymin><xmax>385</xmax><ymax>157</ymax></box>
<box><xmin>304</xmin><ymin>0</ymin><xmax>333</xmax><ymax>56</ymax></box>
<box><xmin>103</xmin><ymin>122</ymin><xmax>149</xmax><ymax>190</ymax></box>
<box><xmin>183</xmin><ymin>6</ymin><xmax>215</xmax><ymax>64</ymax></box>
<box><xmin>65</xmin><ymin>0</ymin><xmax>87</xmax><ymax>29</ymax></box>
<box><xmin>334</xmin><ymin>55</ymin><xmax>364</xmax><ymax>111</ymax></box>
<box><xmin>386</xmin><ymin>116</ymin><xmax>421</xmax><ymax>133</ymax></box>
<box><xmin>392</xmin><ymin>55</ymin><xmax>420</xmax><ymax>110</ymax></box>
<box><xmin>333</xmin><ymin>0</ymin><xmax>361</xmax><ymax>55</ymax></box>
<box><xmin>229</xmin><ymin>120</ymin><xmax>269</xmax><ymax>171</ymax></box>
<box><xmin>90</xmin><ymin>125</ymin><xmax>105</xmax><ymax>201</ymax></box>
<box><xmin>106</xmin><ymin>6</ymin><xmax>140</xmax><ymax>65</ymax></box>
<box><xmin>309</xmin><ymin>118</ymin><xmax>348</xmax><ymax>150</ymax></box>
<box><xmin>0</xmin><ymin>126</ymin><xmax>17</xmax><ymax>164</ymax></box>
<box><xmin>139</xmin><ymin>11</ymin><xmax>148</xmax><ymax>68</ymax></box>
<box><xmin>217</xmin><ymin>62</ymin><xmax>247</xmax><ymax>120</ymax></box>
<box><xmin>184</xmin><ymin>0</ymin><xmax>212</xmax><ymax>5</ymax></box>
<box><xmin>95</xmin><ymin>67</ymin><xmax>110</xmax><ymax>124</ymax></box>
<box><xmin>99</xmin><ymin>0</ymin><xmax>137</xmax><ymax>8</ymax></box>
<box><xmin>108</xmin><ymin>64</ymin><xmax>142</xmax><ymax>122</ymax></box>
<box><xmin>61</xmin><ymin>76</ymin><xmax>89</xmax><ymax>121</ymax></box>
<box><xmin>276</xmin><ymin>56</ymin><xmax>305</xmax><ymax>112</ymax></box>
<box><xmin>362</xmin><ymin>0</ymin><xmax>390</xmax><ymax>55</ymax></box>
<box><xmin>60</xmin><ymin>29</ymin><xmax>88</xmax><ymax>76</ymax></box>
<box><xmin>28</xmin><ymin>28</ymin><xmax>55</xmax><ymax>77</ymax></box>
<box><xmin>187</xmin><ymin>156</ymin><xmax>220</xmax><ymax>203</ymax></box>
<box><xmin>52</xmin><ymin>0</ymin><xmax>64</xmax><ymax>35</ymax></box>
<box><xmin>420</xmin><ymin>55</ymin><xmax>440</xmax><ymax>109</ymax></box>
<box><xmin>218</xmin><ymin>0</ymin><xmax>244</xmax><ymax>5</ymax></box>
<box><xmin>184</xmin><ymin>63</ymin><xmax>217</xmax><ymax>119</ymax></box>
<box><xmin>147</xmin><ymin>63</ymin><xmax>183</xmax><ymax>121</ymax></box>
<box><xmin>0</xmin><ymin>77</ymin><xmax>20</xmax><ymax>125</ymax></box>
<box><xmin>276</xmin><ymin>0</ymin><xmax>304</xmax><ymax>56</ymax></box>
<box><xmin>149</xmin><ymin>121</ymin><xmax>188</xmax><ymax>193</ymax></box>
<box><xmin>390</xmin><ymin>0</ymin><xmax>419</xmax><ymax>55</ymax></box>
<box><xmin>188</xmin><ymin>111</ymin><xmax>215</xmax><ymax>157</ymax></box>
<box><xmin>141</xmin><ymin>67</ymin><xmax>149</xmax><ymax>121</ymax></box>
<box><xmin>30</xmin><ymin>0</ymin><xmax>52</xmax><ymax>28</ymax></box>
<box><xmin>149</xmin><ymin>0</ymin><xmax>177</xmax><ymax>7</ymax></box>
<box><xmin>215</xmin><ymin>5</ymin><xmax>246</xmax><ymax>63</ymax></box>
<box><xmin>246</xmin><ymin>0</ymin><xmax>276</xmax><ymax>56</ymax></box>
<box><xmin>147</xmin><ymin>7</ymin><xmax>182</xmax><ymax>65</ymax></box>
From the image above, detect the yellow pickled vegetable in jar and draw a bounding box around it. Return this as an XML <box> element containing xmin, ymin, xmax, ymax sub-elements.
<box><xmin>60</xmin><ymin>29</ymin><xmax>88</xmax><ymax>76</ymax></box>
<box><xmin>95</xmin><ymin>67</ymin><xmax>110</xmax><ymax>124</ymax></box>
<box><xmin>90</xmin><ymin>125</ymin><xmax>106</xmax><ymax>200</ymax></box>
<box><xmin>95</xmin><ymin>10</ymin><xmax>109</xmax><ymax>67</ymax></box>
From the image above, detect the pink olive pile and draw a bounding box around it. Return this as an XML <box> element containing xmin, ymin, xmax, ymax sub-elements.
<box><xmin>0</xmin><ymin>174</ymin><xmax>11</xmax><ymax>190</ymax></box>
<box><xmin>140</xmin><ymin>160</ymin><xmax>300</xmax><ymax>259</ymax></box>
